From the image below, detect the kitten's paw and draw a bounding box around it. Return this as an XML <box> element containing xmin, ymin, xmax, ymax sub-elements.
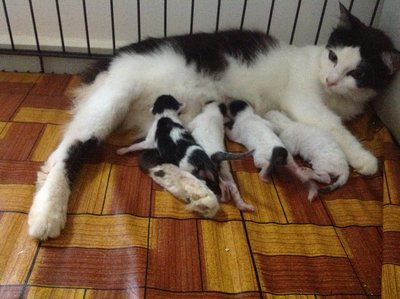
<box><xmin>313</xmin><ymin>172</ymin><xmax>331</xmax><ymax>184</ymax></box>
<box><xmin>236</xmin><ymin>201</ymin><xmax>255</xmax><ymax>212</ymax></box>
<box><xmin>116</xmin><ymin>147</ymin><xmax>129</xmax><ymax>155</ymax></box>
<box><xmin>351</xmin><ymin>151</ymin><xmax>378</xmax><ymax>176</ymax></box>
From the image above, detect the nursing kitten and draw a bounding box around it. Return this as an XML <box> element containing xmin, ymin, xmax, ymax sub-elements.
<box><xmin>225</xmin><ymin>100</ymin><xmax>321</xmax><ymax>201</ymax></box>
<box><xmin>188</xmin><ymin>100</ymin><xmax>254</xmax><ymax>212</ymax></box>
<box><xmin>118</xmin><ymin>95</ymin><xmax>250</xmax><ymax>199</ymax></box>
<box><xmin>265</xmin><ymin>110</ymin><xmax>349</xmax><ymax>192</ymax></box>
<box><xmin>29</xmin><ymin>4</ymin><xmax>400</xmax><ymax>239</ymax></box>
<box><xmin>139</xmin><ymin>149</ymin><xmax>220</xmax><ymax>218</ymax></box>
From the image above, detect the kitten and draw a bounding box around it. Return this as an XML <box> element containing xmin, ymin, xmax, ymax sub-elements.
<box><xmin>225</xmin><ymin>100</ymin><xmax>322</xmax><ymax>201</ymax></box>
<box><xmin>188</xmin><ymin>100</ymin><xmax>254</xmax><ymax>212</ymax></box>
<box><xmin>139</xmin><ymin>149</ymin><xmax>219</xmax><ymax>218</ymax></box>
<box><xmin>265</xmin><ymin>110</ymin><xmax>349</xmax><ymax>192</ymax></box>
<box><xmin>29</xmin><ymin>4</ymin><xmax>400</xmax><ymax>239</ymax></box>
<box><xmin>118</xmin><ymin>95</ymin><xmax>250</xmax><ymax>199</ymax></box>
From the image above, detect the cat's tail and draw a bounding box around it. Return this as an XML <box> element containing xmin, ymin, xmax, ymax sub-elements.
<box><xmin>211</xmin><ymin>149</ymin><xmax>254</xmax><ymax>163</ymax></box>
<box><xmin>319</xmin><ymin>169</ymin><xmax>349</xmax><ymax>193</ymax></box>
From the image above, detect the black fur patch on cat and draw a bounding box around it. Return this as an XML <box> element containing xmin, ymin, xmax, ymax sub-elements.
<box><xmin>228</xmin><ymin>100</ymin><xmax>248</xmax><ymax>118</ymax></box>
<box><xmin>80</xmin><ymin>59</ymin><xmax>110</xmax><ymax>84</ymax></box>
<box><xmin>151</xmin><ymin>95</ymin><xmax>182</xmax><ymax>115</ymax></box>
<box><xmin>64</xmin><ymin>137</ymin><xmax>98</xmax><ymax>185</ymax></box>
<box><xmin>79</xmin><ymin>30</ymin><xmax>278</xmax><ymax>83</ymax></box>
<box><xmin>327</xmin><ymin>3</ymin><xmax>400</xmax><ymax>89</ymax></box>
<box><xmin>171</xmin><ymin>30</ymin><xmax>277</xmax><ymax>75</ymax></box>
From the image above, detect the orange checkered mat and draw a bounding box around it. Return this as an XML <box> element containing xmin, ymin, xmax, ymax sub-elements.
<box><xmin>0</xmin><ymin>72</ymin><xmax>399</xmax><ymax>298</ymax></box>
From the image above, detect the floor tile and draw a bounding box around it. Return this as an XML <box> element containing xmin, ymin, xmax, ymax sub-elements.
<box><xmin>0</xmin><ymin>213</ymin><xmax>38</xmax><ymax>285</ymax></box>
<box><xmin>147</xmin><ymin>218</ymin><xmax>202</xmax><ymax>291</ymax></box>
<box><xmin>42</xmin><ymin>214</ymin><xmax>149</xmax><ymax>249</ymax></box>
<box><xmin>29</xmin><ymin>246</ymin><xmax>147</xmax><ymax>289</ymax></box>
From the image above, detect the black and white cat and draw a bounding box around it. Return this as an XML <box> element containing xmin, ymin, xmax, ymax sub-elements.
<box><xmin>28</xmin><ymin>3</ymin><xmax>400</xmax><ymax>239</ymax></box>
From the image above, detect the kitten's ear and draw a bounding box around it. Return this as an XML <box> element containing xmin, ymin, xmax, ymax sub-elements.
<box><xmin>178</xmin><ymin>102</ymin><xmax>186</xmax><ymax>112</ymax></box>
<box><xmin>382</xmin><ymin>50</ymin><xmax>400</xmax><ymax>75</ymax></box>
<box><xmin>338</xmin><ymin>2</ymin><xmax>362</xmax><ymax>30</ymax></box>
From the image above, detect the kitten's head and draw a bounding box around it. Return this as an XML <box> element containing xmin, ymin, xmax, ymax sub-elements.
<box><xmin>227</xmin><ymin>100</ymin><xmax>251</xmax><ymax>119</ymax></box>
<box><xmin>152</xmin><ymin>94</ymin><xmax>184</xmax><ymax>115</ymax></box>
<box><xmin>320</xmin><ymin>3</ymin><xmax>400</xmax><ymax>101</ymax></box>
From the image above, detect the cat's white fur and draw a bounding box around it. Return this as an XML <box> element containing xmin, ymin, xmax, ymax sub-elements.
<box><xmin>188</xmin><ymin>101</ymin><xmax>254</xmax><ymax>212</ymax></box>
<box><xmin>28</xmin><ymin>39</ymin><xmax>379</xmax><ymax>240</ymax></box>
<box><xmin>265</xmin><ymin>110</ymin><xmax>349</xmax><ymax>192</ymax></box>
<box><xmin>225</xmin><ymin>102</ymin><xmax>321</xmax><ymax>201</ymax></box>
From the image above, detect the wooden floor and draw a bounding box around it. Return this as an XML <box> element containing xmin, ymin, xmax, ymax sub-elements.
<box><xmin>0</xmin><ymin>72</ymin><xmax>399</xmax><ymax>298</ymax></box>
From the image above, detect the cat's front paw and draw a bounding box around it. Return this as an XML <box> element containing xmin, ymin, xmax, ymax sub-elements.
<box><xmin>351</xmin><ymin>150</ymin><xmax>378</xmax><ymax>176</ymax></box>
<box><xmin>28</xmin><ymin>170</ymin><xmax>70</xmax><ymax>240</ymax></box>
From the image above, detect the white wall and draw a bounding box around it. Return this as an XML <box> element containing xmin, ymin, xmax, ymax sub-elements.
<box><xmin>374</xmin><ymin>0</ymin><xmax>400</xmax><ymax>143</ymax></box>
<box><xmin>0</xmin><ymin>0</ymin><xmax>383</xmax><ymax>73</ymax></box>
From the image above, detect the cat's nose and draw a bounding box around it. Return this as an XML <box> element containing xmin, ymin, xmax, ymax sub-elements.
<box><xmin>326</xmin><ymin>78</ymin><xmax>338</xmax><ymax>87</ymax></box>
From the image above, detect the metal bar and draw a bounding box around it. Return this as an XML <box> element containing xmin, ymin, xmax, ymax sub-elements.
<box><xmin>314</xmin><ymin>0</ymin><xmax>327</xmax><ymax>45</ymax></box>
<box><xmin>82</xmin><ymin>0</ymin><xmax>91</xmax><ymax>55</ymax></box>
<box><xmin>110</xmin><ymin>0</ymin><xmax>116</xmax><ymax>54</ymax></box>
<box><xmin>215</xmin><ymin>0</ymin><xmax>221</xmax><ymax>32</ymax></box>
<box><xmin>164</xmin><ymin>0</ymin><xmax>167</xmax><ymax>37</ymax></box>
<box><xmin>137</xmin><ymin>0</ymin><xmax>141</xmax><ymax>42</ymax></box>
<box><xmin>2</xmin><ymin>0</ymin><xmax>15</xmax><ymax>50</ymax></box>
<box><xmin>0</xmin><ymin>48</ymin><xmax>112</xmax><ymax>59</ymax></box>
<box><xmin>190</xmin><ymin>0</ymin><xmax>195</xmax><ymax>34</ymax></box>
<box><xmin>28</xmin><ymin>0</ymin><xmax>44</xmax><ymax>72</ymax></box>
<box><xmin>55</xmin><ymin>0</ymin><xmax>65</xmax><ymax>53</ymax></box>
<box><xmin>369</xmin><ymin>0</ymin><xmax>381</xmax><ymax>27</ymax></box>
<box><xmin>266</xmin><ymin>0</ymin><xmax>275</xmax><ymax>35</ymax></box>
<box><xmin>348</xmin><ymin>0</ymin><xmax>354</xmax><ymax>12</ymax></box>
<box><xmin>289</xmin><ymin>0</ymin><xmax>302</xmax><ymax>45</ymax></box>
<box><xmin>240</xmin><ymin>0</ymin><xmax>248</xmax><ymax>31</ymax></box>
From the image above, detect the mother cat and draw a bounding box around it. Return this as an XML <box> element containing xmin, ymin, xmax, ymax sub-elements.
<box><xmin>28</xmin><ymin>3</ymin><xmax>400</xmax><ymax>239</ymax></box>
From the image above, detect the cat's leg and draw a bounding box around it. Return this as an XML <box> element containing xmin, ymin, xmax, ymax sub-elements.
<box><xmin>283</xmin><ymin>97</ymin><xmax>378</xmax><ymax>175</ymax></box>
<box><xmin>28</xmin><ymin>79</ymin><xmax>136</xmax><ymax>240</ymax></box>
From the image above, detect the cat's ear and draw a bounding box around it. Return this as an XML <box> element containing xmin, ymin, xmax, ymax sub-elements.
<box><xmin>382</xmin><ymin>50</ymin><xmax>400</xmax><ymax>75</ymax></box>
<box><xmin>338</xmin><ymin>2</ymin><xmax>363</xmax><ymax>30</ymax></box>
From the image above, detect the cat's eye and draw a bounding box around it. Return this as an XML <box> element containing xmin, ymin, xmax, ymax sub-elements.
<box><xmin>328</xmin><ymin>50</ymin><xmax>337</xmax><ymax>64</ymax></box>
<box><xmin>347</xmin><ymin>69</ymin><xmax>365</xmax><ymax>79</ymax></box>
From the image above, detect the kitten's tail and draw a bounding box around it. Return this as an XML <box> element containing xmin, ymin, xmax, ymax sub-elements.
<box><xmin>211</xmin><ymin>149</ymin><xmax>254</xmax><ymax>163</ymax></box>
<box><xmin>319</xmin><ymin>170</ymin><xmax>349</xmax><ymax>193</ymax></box>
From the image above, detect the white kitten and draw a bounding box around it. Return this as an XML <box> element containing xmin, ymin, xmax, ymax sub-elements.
<box><xmin>226</xmin><ymin>100</ymin><xmax>321</xmax><ymax>201</ymax></box>
<box><xmin>188</xmin><ymin>100</ymin><xmax>254</xmax><ymax>212</ymax></box>
<box><xmin>265</xmin><ymin>110</ymin><xmax>349</xmax><ymax>192</ymax></box>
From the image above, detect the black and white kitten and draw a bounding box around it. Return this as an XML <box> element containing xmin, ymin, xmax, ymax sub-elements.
<box><xmin>117</xmin><ymin>95</ymin><xmax>250</xmax><ymax>200</ymax></box>
<box><xmin>29</xmin><ymin>3</ymin><xmax>400</xmax><ymax>239</ymax></box>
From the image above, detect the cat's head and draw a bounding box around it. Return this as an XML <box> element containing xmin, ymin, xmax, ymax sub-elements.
<box><xmin>319</xmin><ymin>3</ymin><xmax>400</xmax><ymax>102</ymax></box>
